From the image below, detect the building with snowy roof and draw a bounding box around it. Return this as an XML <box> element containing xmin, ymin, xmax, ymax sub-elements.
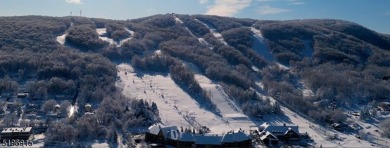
<box><xmin>259</xmin><ymin>122</ymin><xmax>301</xmax><ymax>145</ymax></box>
<box><xmin>145</xmin><ymin>124</ymin><xmax>251</xmax><ymax>147</ymax></box>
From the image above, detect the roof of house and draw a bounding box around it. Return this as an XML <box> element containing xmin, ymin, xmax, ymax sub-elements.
<box><xmin>148</xmin><ymin>124</ymin><xmax>161</xmax><ymax>135</ymax></box>
<box><xmin>195</xmin><ymin>135</ymin><xmax>222</xmax><ymax>145</ymax></box>
<box><xmin>221</xmin><ymin>132</ymin><xmax>250</xmax><ymax>143</ymax></box>
<box><xmin>147</xmin><ymin>124</ymin><xmax>178</xmax><ymax>137</ymax></box>
<box><xmin>260</xmin><ymin>131</ymin><xmax>278</xmax><ymax>141</ymax></box>
<box><xmin>261</xmin><ymin>123</ymin><xmax>299</xmax><ymax>135</ymax></box>
<box><xmin>1</xmin><ymin>127</ymin><xmax>32</xmax><ymax>134</ymax></box>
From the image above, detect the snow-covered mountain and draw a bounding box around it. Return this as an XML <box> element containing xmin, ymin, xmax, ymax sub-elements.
<box><xmin>1</xmin><ymin>14</ymin><xmax>390</xmax><ymax>147</ymax></box>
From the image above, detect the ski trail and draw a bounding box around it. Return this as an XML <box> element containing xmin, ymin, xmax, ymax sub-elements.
<box><xmin>194</xmin><ymin>19</ymin><xmax>228</xmax><ymax>45</ymax></box>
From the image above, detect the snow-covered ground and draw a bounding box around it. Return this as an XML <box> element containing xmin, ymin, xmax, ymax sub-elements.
<box><xmin>117</xmin><ymin>64</ymin><xmax>240</xmax><ymax>134</ymax></box>
<box><xmin>173</xmin><ymin>15</ymin><xmax>184</xmax><ymax>24</ymax></box>
<box><xmin>194</xmin><ymin>74</ymin><xmax>257</xmax><ymax>132</ymax></box>
<box><xmin>251</xmin><ymin>27</ymin><xmax>274</xmax><ymax>62</ymax></box>
<box><xmin>56</xmin><ymin>23</ymin><xmax>73</xmax><ymax>45</ymax></box>
<box><xmin>195</xmin><ymin>19</ymin><xmax>228</xmax><ymax>45</ymax></box>
<box><xmin>56</xmin><ymin>33</ymin><xmax>67</xmax><ymax>45</ymax></box>
<box><xmin>96</xmin><ymin>28</ymin><xmax>134</xmax><ymax>47</ymax></box>
<box><xmin>68</xmin><ymin>105</ymin><xmax>76</xmax><ymax>118</ymax></box>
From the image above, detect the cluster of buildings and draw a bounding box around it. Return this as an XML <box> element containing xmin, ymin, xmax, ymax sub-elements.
<box><xmin>145</xmin><ymin>125</ymin><xmax>252</xmax><ymax>147</ymax></box>
<box><xmin>145</xmin><ymin>122</ymin><xmax>303</xmax><ymax>147</ymax></box>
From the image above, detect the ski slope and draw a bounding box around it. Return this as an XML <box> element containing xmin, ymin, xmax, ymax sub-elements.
<box><xmin>195</xmin><ymin>19</ymin><xmax>228</xmax><ymax>45</ymax></box>
<box><xmin>251</xmin><ymin>27</ymin><xmax>274</xmax><ymax>62</ymax></box>
<box><xmin>194</xmin><ymin>74</ymin><xmax>257</xmax><ymax>132</ymax></box>
<box><xmin>117</xmin><ymin>63</ymin><xmax>244</xmax><ymax>134</ymax></box>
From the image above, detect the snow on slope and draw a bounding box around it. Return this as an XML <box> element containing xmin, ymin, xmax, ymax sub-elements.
<box><xmin>96</xmin><ymin>28</ymin><xmax>115</xmax><ymax>45</ymax></box>
<box><xmin>195</xmin><ymin>19</ymin><xmax>228</xmax><ymax>45</ymax></box>
<box><xmin>56</xmin><ymin>33</ymin><xmax>67</xmax><ymax>45</ymax></box>
<box><xmin>251</xmin><ymin>27</ymin><xmax>274</xmax><ymax>62</ymax></box>
<box><xmin>194</xmin><ymin>74</ymin><xmax>257</xmax><ymax>132</ymax></box>
<box><xmin>172</xmin><ymin>15</ymin><xmax>212</xmax><ymax>48</ymax></box>
<box><xmin>173</xmin><ymin>15</ymin><xmax>184</xmax><ymax>24</ymax></box>
<box><xmin>116</xmin><ymin>64</ymin><xmax>236</xmax><ymax>134</ymax></box>
<box><xmin>96</xmin><ymin>28</ymin><xmax>134</xmax><ymax>47</ymax></box>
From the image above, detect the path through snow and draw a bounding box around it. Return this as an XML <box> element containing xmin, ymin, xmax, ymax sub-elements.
<box><xmin>195</xmin><ymin>19</ymin><xmax>228</xmax><ymax>45</ymax></box>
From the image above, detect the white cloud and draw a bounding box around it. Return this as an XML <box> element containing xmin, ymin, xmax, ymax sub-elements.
<box><xmin>199</xmin><ymin>0</ymin><xmax>209</xmax><ymax>4</ymax></box>
<box><xmin>65</xmin><ymin>0</ymin><xmax>82</xmax><ymax>4</ymax></box>
<box><xmin>257</xmin><ymin>5</ymin><xmax>290</xmax><ymax>15</ymax></box>
<box><xmin>206</xmin><ymin>0</ymin><xmax>252</xmax><ymax>16</ymax></box>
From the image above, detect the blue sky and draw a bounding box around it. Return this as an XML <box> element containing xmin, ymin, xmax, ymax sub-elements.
<box><xmin>1</xmin><ymin>0</ymin><xmax>389</xmax><ymax>34</ymax></box>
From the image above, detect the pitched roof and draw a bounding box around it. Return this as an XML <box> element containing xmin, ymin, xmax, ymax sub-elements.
<box><xmin>147</xmin><ymin>124</ymin><xmax>178</xmax><ymax>136</ymax></box>
<box><xmin>262</xmin><ymin>124</ymin><xmax>299</xmax><ymax>135</ymax></box>
<box><xmin>148</xmin><ymin>125</ymin><xmax>160</xmax><ymax>135</ymax></box>
<box><xmin>221</xmin><ymin>132</ymin><xmax>250</xmax><ymax>143</ymax></box>
<box><xmin>260</xmin><ymin>131</ymin><xmax>278</xmax><ymax>141</ymax></box>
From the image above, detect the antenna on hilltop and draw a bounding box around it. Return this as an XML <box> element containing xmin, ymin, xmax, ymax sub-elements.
<box><xmin>70</xmin><ymin>12</ymin><xmax>72</xmax><ymax>16</ymax></box>
<box><xmin>80</xmin><ymin>10</ymin><xmax>82</xmax><ymax>17</ymax></box>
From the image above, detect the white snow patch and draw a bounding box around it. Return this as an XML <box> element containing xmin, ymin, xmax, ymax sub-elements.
<box><xmin>276</xmin><ymin>63</ymin><xmax>289</xmax><ymax>70</ymax></box>
<box><xmin>154</xmin><ymin>49</ymin><xmax>162</xmax><ymax>56</ymax></box>
<box><xmin>299</xmin><ymin>80</ymin><xmax>314</xmax><ymax>98</ymax></box>
<box><xmin>255</xmin><ymin>81</ymin><xmax>264</xmax><ymax>90</ymax></box>
<box><xmin>56</xmin><ymin>33</ymin><xmax>67</xmax><ymax>45</ymax></box>
<box><xmin>302</xmin><ymin>89</ymin><xmax>314</xmax><ymax>97</ymax></box>
<box><xmin>173</xmin><ymin>15</ymin><xmax>184</xmax><ymax>24</ymax></box>
<box><xmin>96</xmin><ymin>28</ymin><xmax>134</xmax><ymax>47</ymax></box>
<box><xmin>68</xmin><ymin>105</ymin><xmax>75</xmax><ymax>118</ymax></box>
<box><xmin>198</xmin><ymin>38</ymin><xmax>211</xmax><ymax>48</ymax></box>
<box><xmin>91</xmin><ymin>143</ymin><xmax>109</xmax><ymax>148</ymax></box>
<box><xmin>251</xmin><ymin>66</ymin><xmax>260</xmax><ymax>72</ymax></box>
<box><xmin>251</xmin><ymin>27</ymin><xmax>274</xmax><ymax>62</ymax></box>
<box><xmin>195</xmin><ymin>19</ymin><xmax>228</xmax><ymax>45</ymax></box>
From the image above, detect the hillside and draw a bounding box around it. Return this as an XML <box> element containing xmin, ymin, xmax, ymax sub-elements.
<box><xmin>0</xmin><ymin>14</ymin><xmax>389</xmax><ymax>147</ymax></box>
